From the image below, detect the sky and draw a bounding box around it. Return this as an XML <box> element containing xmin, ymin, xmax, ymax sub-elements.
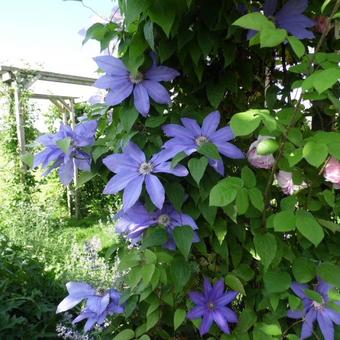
<box><xmin>0</xmin><ymin>0</ymin><xmax>114</xmax><ymax>129</ymax></box>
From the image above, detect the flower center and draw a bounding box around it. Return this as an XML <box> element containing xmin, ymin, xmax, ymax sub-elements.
<box><xmin>157</xmin><ymin>214</ymin><xmax>171</xmax><ymax>226</ymax></box>
<box><xmin>208</xmin><ymin>302</ymin><xmax>215</xmax><ymax>310</ymax></box>
<box><xmin>195</xmin><ymin>135</ymin><xmax>209</xmax><ymax>146</ymax></box>
<box><xmin>139</xmin><ymin>162</ymin><xmax>153</xmax><ymax>175</ymax></box>
<box><xmin>129</xmin><ymin>72</ymin><xmax>144</xmax><ymax>84</ymax></box>
<box><xmin>312</xmin><ymin>301</ymin><xmax>325</xmax><ymax>311</ymax></box>
<box><xmin>97</xmin><ymin>288</ymin><xmax>106</xmax><ymax>296</ymax></box>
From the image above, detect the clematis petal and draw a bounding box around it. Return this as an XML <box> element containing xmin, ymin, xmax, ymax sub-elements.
<box><xmin>264</xmin><ymin>0</ymin><xmax>278</xmax><ymax>16</ymax></box>
<box><xmin>145</xmin><ymin>66</ymin><xmax>180</xmax><ymax>81</ymax></box>
<box><xmin>215</xmin><ymin>291</ymin><xmax>238</xmax><ymax>306</ymax></box>
<box><xmin>277</xmin><ymin>0</ymin><xmax>308</xmax><ymax>16</ymax></box>
<box><xmin>317</xmin><ymin>312</ymin><xmax>334</xmax><ymax>340</ymax></box>
<box><xmin>210</xmin><ymin>279</ymin><xmax>225</xmax><ymax>300</ymax></box>
<box><xmin>208</xmin><ymin>158</ymin><xmax>225</xmax><ymax>176</ymax></box>
<box><xmin>188</xmin><ymin>292</ymin><xmax>205</xmax><ymax>305</ymax></box>
<box><xmin>123</xmin><ymin>142</ymin><xmax>146</xmax><ymax>164</ymax></box>
<box><xmin>56</xmin><ymin>295</ymin><xmax>84</xmax><ymax>313</ymax></box>
<box><xmin>103</xmin><ymin>171</ymin><xmax>138</xmax><ymax>194</ymax></box>
<box><xmin>325</xmin><ymin>308</ymin><xmax>340</xmax><ymax>325</ymax></box>
<box><xmin>105</xmin><ymin>81</ymin><xmax>133</xmax><ymax>106</ymax></box>
<box><xmin>122</xmin><ymin>175</ymin><xmax>144</xmax><ymax>211</ymax></box>
<box><xmin>153</xmin><ymin>161</ymin><xmax>188</xmax><ymax>177</ymax></box>
<box><xmin>143</xmin><ymin>80</ymin><xmax>171</xmax><ymax>104</ymax></box>
<box><xmin>181</xmin><ymin>118</ymin><xmax>202</xmax><ymax>136</ymax></box>
<box><xmin>145</xmin><ymin>174</ymin><xmax>165</xmax><ymax>209</ymax></box>
<box><xmin>84</xmin><ymin>317</ymin><xmax>98</xmax><ymax>332</ymax></box>
<box><xmin>200</xmin><ymin>312</ymin><xmax>214</xmax><ymax>336</ymax></box>
<box><xmin>276</xmin><ymin>15</ymin><xmax>315</xmax><ymax>39</ymax></box>
<box><xmin>187</xmin><ymin>306</ymin><xmax>206</xmax><ymax>319</ymax></box>
<box><xmin>133</xmin><ymin>83</ymin><xmax>150</xmax><ymax>116</ymax></box>
<box><xmin>94</xmin><ymin>56</ymin><xmax>128</xmax><ymax>76</ymax></box>
<box><xmin>316</xmin><ymin>280</ymin><xmax>332</xmax><ymax>300</ymax></box>
<box><xmin>301</xmin><ymin>309</ymin><xmax>317</xmax><ymax>340</ymax></box>
<box><xmin>72</xmin><ymin>311</ymin><xmax>94</xmax><ymax>324</ymax></box>
<box><xmin>217</xmin><ymin>307</ymin><xmax>238</xmax><ymax>323</ymax></box>
<box><xmin>213</xmin><ymin>310</ymin><xmax>230</xmax><ymax>334</ymax></box>
<box><xmin>204</xmin><ymin>277</ymin><xmax>213</xmax><ymax>296</ymax></box>
<box><xmin>59</xmin><ymin>160</ymin><xmax>74</xmax><ymax>185</ymax></box>
<box><xmin>291</xmin><ymin>282</ymin><xmax>308</xmax><ymax>299</ymax></box>
<box><xmin>163</xmin><ymin>124</ymin><xmax>195</xmax><ymax>140</ymax></box>
<box><xmin>217</xmin><ymin>142</ymin><xmax>244</xmax><ymax>159</ymax></box>
<box><xmin>73</xmin><ymin>120</ymin><xmax>97</xmax><ymax>147</ymax></box>
<box><xmin>210</xmin><ymin>126</ymin><xmax>234</xmax><ymax>143</ymax></box>
<box><xmin>287</xmin><ymin>309</ymin><xmax>304</xmax><ymax>319</ymax></box>
<box><xmin>66</xmin><ymin>282</ymin><xmax>96</xmax><ymax>296</ymax></box>
<box><xmin>172</xmin><ymin>211</ymin><xmax>198</xmax><ymax>229</ymax></box>
<box><xmin>87</xmin><ymin>294</ymin><xmax>110</xmax><ymax>315</ymax></box>
<box><xmin>201</xmin><ymin>111</ymin><xmax>221</xmax><ymax>136</ymax></box>
<box><xmin>103</xmin><ymin>154</ymin><xmax>137</xmax><ymax>173</ymax></box>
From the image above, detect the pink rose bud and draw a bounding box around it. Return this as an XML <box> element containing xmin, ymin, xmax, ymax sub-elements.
<box><xmin>276</xmin><ymin>171</ymin><xmax>307</xmax><ymax>196</ymax></box>
<box><xmin>324</xmin><ymin>157</ymin><xmax>340</xmax><ymax>189</ymax></box>
<box><xmin>247</xmin><ymin>136</ymin><xmax>275</xmax><ymax>169</ymax></box>
<box><xmin>315</xmin><ymin>16</ymin><xmax>330</xmax><ymax>34</ymax></box>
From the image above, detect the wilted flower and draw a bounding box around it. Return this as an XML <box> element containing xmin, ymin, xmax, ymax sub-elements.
<box><xmin>315</xmin><ymin>15</ymin><xmax>331</xmax><ymax>33</ymax></box>
<box><xmin>247</xmin><ymin>135</ymin><xmax>275</xmax><ymax>169</ymax></box>
<box><xmin>115</xmin><ymin>201</ymin><xmax>199</xmax><ymax>250</ymax></box>
<box><xmin>323</xmin><ymin>157</ymin><xmax>340</xmax><ymax>189</ymax></box>
<box><xmin>103</xmin><ymin>142</ymin><xmax>188</xmax><ymax>211</ymax></box>
<box><xmin>56</xmin><ymin>282</ymin><xmax>124</xmax><ymax>332</ymax></box>
<box><xmin>34</xmin><ymin>121</ymin><xmax>97</xmax><ymax>185</ymax></box>
<box><xmin>162</xmin><ymin>111</ymin><xmax>244</xmax><ymax>176</ymax></box>
<box><xmin>94</xmin><ymin>55</ymin><xmax>179</xmax><ymax>116</ymax></box>
<box><xmin>276</xmin><ymin>170</ymin><xmax>306</xmax><ymax>195</ymax></box>
<box><xmin>248</xmin><ymin>0</ymin><xmax>315</xmax><ymax>40</ymax></box>
<box><xmin>188</xmin><ymin>278</ymin><xmax>238</xmax><ymax>336</ymax></box>
<box><xmin>288</xmin><ymin>280</ymin><xmax>340</xmax><ymax>340</ymax></box>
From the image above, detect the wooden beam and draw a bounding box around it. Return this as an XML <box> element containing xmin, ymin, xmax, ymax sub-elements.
<box><xmin>0</xmin><ymin>65</ymin><xmax>96</xmax><ymax>86</ymax></box>
<box><xmin>31</xmin><ymin>93</ymin><xmax>79</xmax><ymax>100</ymax></box>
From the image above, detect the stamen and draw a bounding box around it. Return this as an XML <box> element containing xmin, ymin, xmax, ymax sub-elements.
<box><xmin>157</xmin><ymin>214</ymin><xmax>171</xmax><ymax>226</ymax></box>
<box><xmin>129</xmin><ymin>72</ymin><xmax>144</xmax><ymax>84</ymax></box>
<box><xmin>139</xmin><ymin>162</ymin><xmax>153</xmax><ymax>174</ymax></box>
<box><xmin>195</xmin><ymin>135</ymin><xmax>209</xmax><ymax>146</ymax></box>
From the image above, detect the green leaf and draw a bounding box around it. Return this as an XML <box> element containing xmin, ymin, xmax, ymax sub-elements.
<box><xmin>328</xmin><ymin>142</ymin><xmax>340</xmax><ymax>159</ymax></box>
<box><xmin>322</xmin><ymin>0</ymin><xmax>333</xmax><ymax>13</ymax></box>
<box><xmin>120</xmin><ymin>105</ymin><xmax>139</xmax><ymax>131</ymax></box>
<box><xmin>295</xmin><ymin>210</ymin><xmax>324</xmax><ymax>246</ymax></box>
<box><xmin>83</xmin><ymin>23</ymin><xmax>107</xmax><ymax>44</ymax></box>
<box><xmin>274</xmin><ymin>211</ymin><xmax>296</xmax><ymax>232</ymax></box>
<box><xmin>128</xmin><ymin>32</ymin><xmax>147</xmax><ymax>74</ymax></box>
<box><xmin>302</xmin><ymin>68</ymin><xmax>340</xmax><ymax>94</ymax></box>
<box><xmin>146</xmin><ymin>309</ymin><xmax>160</xmax><ymax>330</ymax></box>
<box><xmin>304</xmin><ymin>289</ymin><xmax>323</xmax><ymax>304</ymax></box>
<box><xmin>303</xmin><ymin>141</ymin><xmax>328</xmax><ymax>167</ymax></box>
<box><xmin>198</xmin><ymin>142</ymin><xmax>221</xmax><ymax>159</ymax></box>
<box><xmin>77</xmin><ymin>172</ymin><xmax>97</xmax><ymax>188</ymax></box>
<box><xmin>233</xmin><ymin>12</ymin><xmax>274</xmax><ymax>31</ymax></box>
<box><xmin>174</xmin><ymin>308</ymin><xmax>186</xmax><ymax>330</ymax></box>
<box><xmin>214</xmin><ymin>218</ymin><xmax>228</xmax><ymax>245</ymax></box>
<box><xmin>188</xmin><ymin>157</ymin><xmax>208</xmax><ymax>185</ymax></box>
<box><xmin>141</xmin><ymin>229</ymin><xmax>168</xmax><ymax>248</ymax></box>
<box><xmin>125</xmin><ymin>0</ymin><xmax>151</xmax><ymax>24</ymax></box>
<box><xmin>21</xmin><ymin>153</ymin><xmax>34</xmax><ymax>168</ymax></box>
<box><xmin>241</xmin><ymin>166</ymin><xmax>256</xmax><ymax>188</ymax></box>
<box><xmin>256</xmin><ymin>139</ymin><xmax>279</xmax><ymax>155</ymax></box>
<box><xmin>260</xmin><ymin>28</ymin><xmax>287</xmax><ymax>48</ymax></box>
<box><xmin>254</xmin><ymin>233</ymin><xmax>277</xmax><ymax>271</ymax></box>
<box><xmin>317</xmin><ymin>262</ymin><xmax>340</xmax><ymax>287</ymax></box>
<box><xmin>145</xmin><ymin>115</ymin><xmax>167</xmax><ymax>128</ymax></box>
<box><xmin>141</xmin><ymin>264</ymin><xmax>155</xmax><ymax>286</ymax></box>
<box><xmin>259</xmin><ymin>323</ymin><xmax>282</xmax><ymax>336</ymax></box>
<box><xmin>209</xmin><ymin>182</ymin><xmax>237</xmax><ymax>207</ymax></box>
<box><xmin>225</xmin><ymin>274</ymin><xmax>245</xmax><ymax>295</ymax></box>
<box><xmin>144</xmin><ymin>21</ymin><xmax>155</xmax><ymax>50</ymax></box>
<box><xmin>165</xmin><ymin>182</ymin><xmax>185</xmax><ymax>210</ymax></box>
<box><xmin>56</xmin><ymin>137</ymin><xmax>71</xmax><ymax>153</ymax></box>
<box><xmin>292</xmin><ymin>257</ymin><xmax>315</xmax><ymax>283</ymax></box>
<box><xmin>206</xmin><ymin>80</ymin><xmax>226</xmax><ymax>108</ymax></box>
<box><xmin>236</xmin><ymin>188</ymin><xmax>249</xmax><ymax>215</ymax></box>
<box><xmin>171</xmin><ymin>151</ymin><xmax>187</xmax><ymax>168</ymax></box>
<box><xmin>264</xmin><ymin>270</ymin><xmax>292</xmax><ymax>293</ymax></box>
<box><xmin>230</xmin><ymin>109</ymin><xmax>264</xmax><ymax>136</ymax></box>
<box><xmin>287</xmin><ymin>36</ymin><xmax>305</xmax><ymax>58</ymax></box>
<box><xmin>170</xmin><ymin>257</ymin><xmax>191</xmax><ymax>291</ymax></box>
<box><xmin>148</xmin><ymin>0</ymin><xmax>175</xmax><ymax>37</ymax></box>
<box><xmin>173</xmin><ymin>226</ymin><xmax>194</xmax><ymax>259</ymax></box>
<box><xmin>248</xmin><ymin>187</ymin><xmax>264</xmax><ymax>211</ymax></box>
<box><xmin>113</xmin><ymin>329</ymin><xmax>135</xmax><ymax>340</ymax></box>
<box><xmin>317</xmin><ymin>218</ymin><xmax>340</xmax><ymax>233</ymax></box>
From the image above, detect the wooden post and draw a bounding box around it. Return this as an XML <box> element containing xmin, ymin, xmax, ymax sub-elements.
<box><xmin>12</xmin><ymin>80</ymin><xmax>27</xmax><ymax>176</ymax></box>
<box><xmin>62</xmin><ymin>110</ymin><xmax>72</xmax><ymax>217</ymax></box>
<box><xmin>69</xmin><ymin>99</ymin><xmax>80</xmax><ymax>219</ymax></box>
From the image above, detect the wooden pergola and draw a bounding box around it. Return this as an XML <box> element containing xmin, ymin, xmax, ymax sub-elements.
<box><xmin>0</xmin><ymin>65</ymin><xmax>97</xmax><ymax>218</ymax></box>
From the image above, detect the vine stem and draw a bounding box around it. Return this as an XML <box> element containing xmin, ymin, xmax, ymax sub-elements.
<box><xmin>261</xmin><ymin>0</ymin><xmax>340</xmax><ymax>226</ymax></box>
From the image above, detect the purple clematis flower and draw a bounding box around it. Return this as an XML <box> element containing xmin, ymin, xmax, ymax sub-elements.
<box><xmin>103</xmin><ymin>142</ymin><xmax>188</xmax><ymax>211</ymax></box>
<box><xmin>188</xmin><ymin>278</ymin><xmax>239</xmax><ymax>336</ymax></box>
<box><xmin>162</xmin><ymin>111</ymin><xmax>244</xmax><ymax>176</ymax></box>
<box><xmin>248</xmin><ymin>0</ymin><xmax>315</xmax><ymax>40</ymax></box>
<box><xmin>288</xmin><ymin>280</ymin><xmax>340</xmax><ymax>340</ymax></box>
<box><xmin>34</xmin><ymin>120</ymin><xmax>97</xmax><ymax>185</ymax></box>
<box><xmin>94</xmin><ymin>55</ymin><xmax>179</xmax><ymax>116</ymax></box>
<box><xmin>115</xmin><ymin>201</ymin><xmax>200</xmax><ymax>250</ymax></box>
<box><xmin>56</xmin><ymin>282</ymin><xmax>124</xmax><ymax>332</ymax></box>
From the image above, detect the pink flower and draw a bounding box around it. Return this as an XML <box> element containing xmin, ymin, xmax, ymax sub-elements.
<box><xmin>315</xmin><ymin>16</ymin><xmax>330</xmax><ymax>34</ymax></box>
<box><xmin>247</xmin><ymin>136</ymin><xmax>275</xmax><ymax>169</ymax></box>
<box><xmin>276</xmin><ymin>171</ymin><xmax>307</xmax><ymax>195</ymax></box>
<box><xmin>324</xmin><ymin>157</ymin><xmax>340</xmax><ymax>189</ymax></box>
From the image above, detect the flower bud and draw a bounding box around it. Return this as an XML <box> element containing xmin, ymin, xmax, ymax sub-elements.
<box><xmin>315</xmin><ymin>16</ymin><xmax>330</xmax><ymax>34</ymax></box>
<box><xmin>247</xmin><ymin>136</ymin><xmax>275</xmax><ymax>169</ymax></box>
<box><xmin>324</xmin><ymin>157</ymin><xmax>340</xmax><ymax>189</ymax></box>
